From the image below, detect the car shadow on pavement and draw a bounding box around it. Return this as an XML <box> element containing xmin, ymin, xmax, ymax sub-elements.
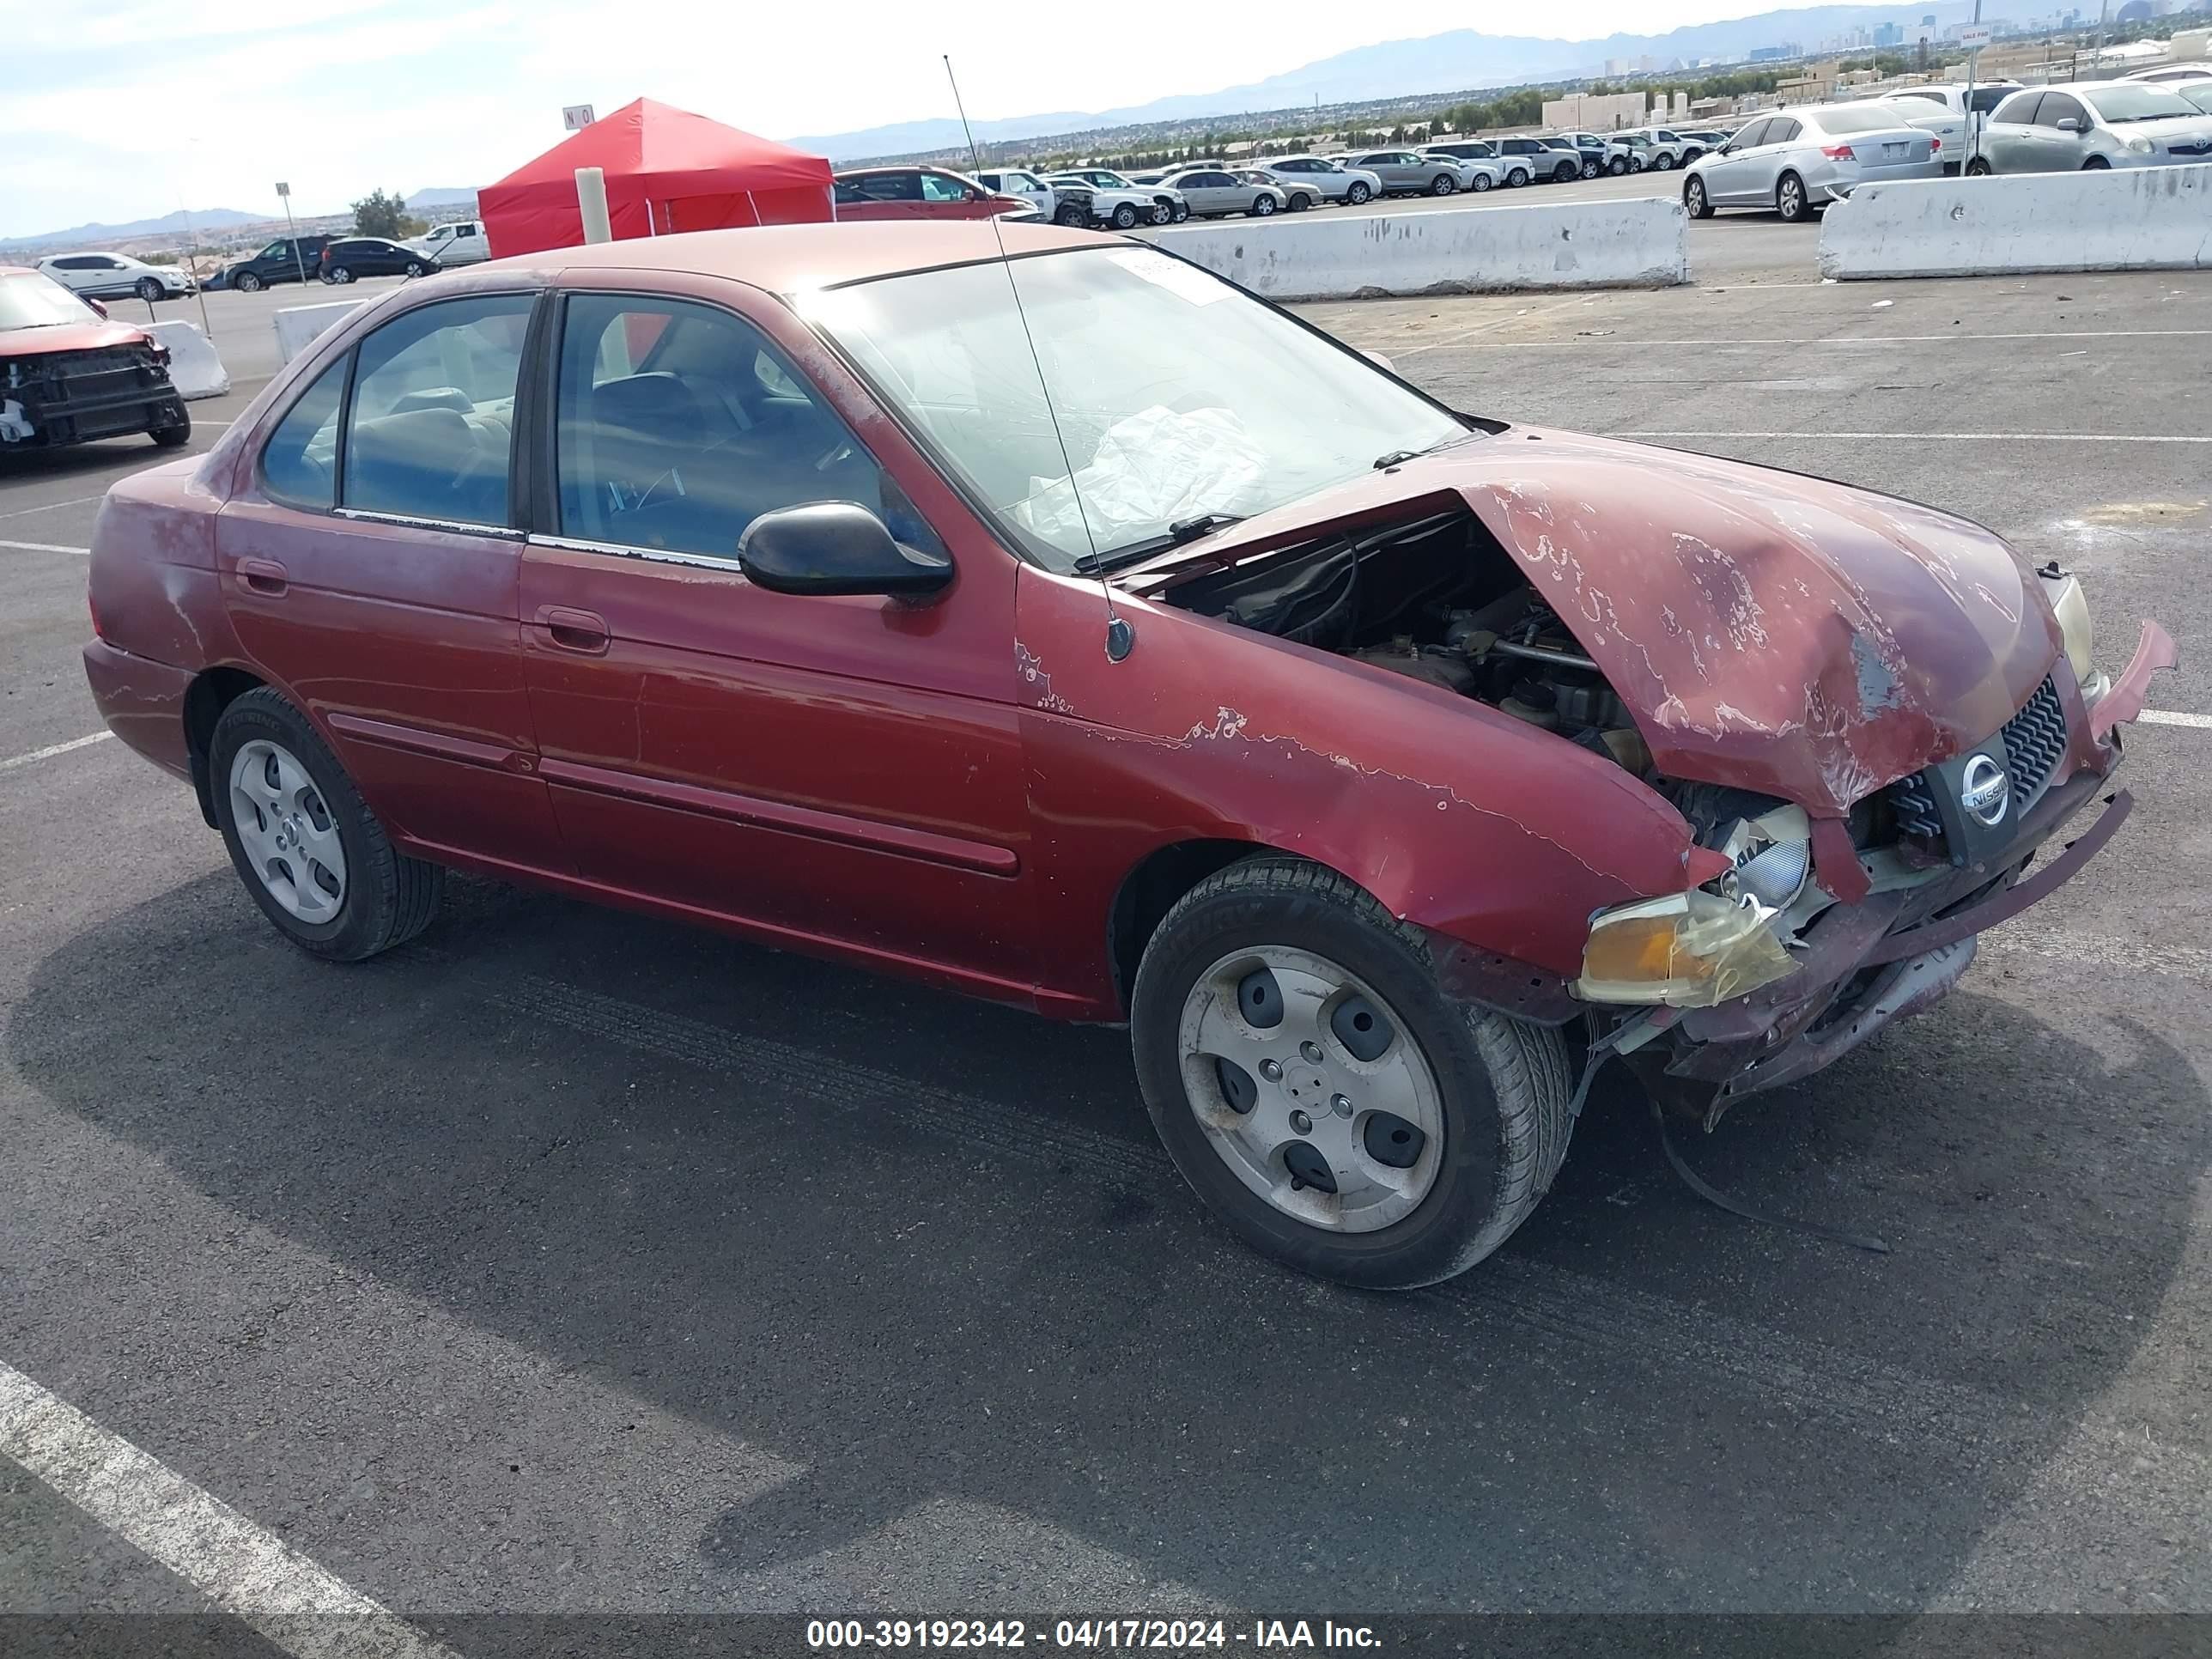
<box><xmin>11</xmin><ymin>869</ymin><xmax>2209</xmax><ymax>1612</ymax></box>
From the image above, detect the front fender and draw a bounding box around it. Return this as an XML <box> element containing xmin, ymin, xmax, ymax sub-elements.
<box><xmin>1013</xmin><ymin>568</ymin><xmax>1721</xmax><ymax>1014</ymax></box>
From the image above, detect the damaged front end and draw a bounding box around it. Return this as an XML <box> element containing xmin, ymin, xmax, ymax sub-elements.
<box><xmin>1133</xmin><ymin>428</ymin><xmax>2175</xmax><ymax>1122</ymax></box>
<box><xmin>1</xmin><ymin>341</ymin><xmax>187</xmax><ymax>449</ymax></box>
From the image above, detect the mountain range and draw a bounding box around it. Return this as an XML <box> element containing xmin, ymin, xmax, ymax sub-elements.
<box><xmin>790</xmin><ymin>3</ymin><xmax>1984</xmax><ymax>160</ymax></box>
<box><xmin>6</xmin><ymin>207</ymin><xmax>269</xmax><ymax>249</ymax></box>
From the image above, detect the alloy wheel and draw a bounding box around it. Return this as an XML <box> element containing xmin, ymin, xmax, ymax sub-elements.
<box><xmin>228</xmin><ymin>738</ymin><xmax>347</xmax><ymax>923</ymax></box>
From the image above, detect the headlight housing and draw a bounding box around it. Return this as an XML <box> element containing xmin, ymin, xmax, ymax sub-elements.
<box><xmin>1577</xmin><ymin>890</ymin><xmax>1798</xmax><ymax>1008</ymax></box>
<box><xmin>2126</xmin><ymin>137</ymin><xmax>2154</xmax><ymax>154</ymax></box>
<box><xmin>2038</xmin><ymin>564</ymin><xmax>2096</xmax><ymax>690</ymax></box>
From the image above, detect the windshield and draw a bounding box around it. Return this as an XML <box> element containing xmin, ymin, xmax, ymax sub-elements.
<box><xmin>0</xmin><ymin>272</ymin><xmax>97</xmax><ymax>331</ymax></box>
<box><xmin>2182</xmin><ymin>83</ymin><xmax>2212</xmax><ymax>114</ymax></box>
<box><xmin>2083</xmin><ymin>83</ymin><xmax>2197</xmax><ymax>121</ymax></box>
<box><xmin>805</xmin><ymin>246</ymin><xmax>1468</xmax><ymax>571</ymax></box>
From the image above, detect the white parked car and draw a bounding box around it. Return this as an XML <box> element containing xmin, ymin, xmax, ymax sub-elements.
<box><xmin>1054</xmin><ymin>167</ymin><xmax>1188</xmax><ymax>223</ymax></box>
<box><xmin>1045</xmin><ymin>173</ymin><xmax>1158</xmax><ymax>228</ymax></box>
<box><xmin>1971</xmin><ymin>80</ymin><xmax>2212</xmax><ymax>173</ymax></box>
<box><xmin>972</xmin><ymin>169</ymin><xmax>1060</xmax><ymax>222</ymax></box>
<box><xmin>1423</xmin><ymin>139</ymin><xmax>1532</xmax><ymax>186</ymax></box>
<box><xmin>1259</xmin><ymin>155</ymin><xmax>1386</xmax><ymax>204</ymax></box>
<box><xmin>402</xmin><ymin>220</ymin><xmax>489</xmax><ymax>266</ymax></box>
<box><xmin>34</xmin><ymin>252</ymin><xmax>194</xmax><ymax>302</ymax></box>
<box><xmin>1885</xmin><ymin>82</ymin><xmax>2026</xmax><ymax>168</ymax></box>
<box><xmin>2127</xmin><ymin>61</ymin><xmax>2212</xmax><ymax>82</ymax></box>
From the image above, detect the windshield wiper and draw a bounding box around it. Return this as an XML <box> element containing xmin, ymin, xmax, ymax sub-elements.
<box><xmin>1373</xmin><ymin>449</ymin><xmax>1423</xmax><ymax>470</ymax></box>
<box><xmin>1075</xmin><ymin>511</ymin><xmax>1245</xmax><ymax>574</ymax></box>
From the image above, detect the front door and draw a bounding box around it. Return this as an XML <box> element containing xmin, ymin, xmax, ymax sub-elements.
<box><xmin>216</xmin><ymin>289</ymin><xmax>568</xmax><ymax>872</ymax></box>
<box><xmin>1702</xmin><ymin>118</ymin><xmax>1769</xmax><ymax>203</ymax></box>
<box><xmin>517</xmin><ymin>285</ymin><xmax>1037</xmax><ymax>1002</ymax></box>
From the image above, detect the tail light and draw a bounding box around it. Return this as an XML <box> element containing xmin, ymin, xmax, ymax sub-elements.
<box><xmin>1821</xmin><ymin>144</ymin><xmax>1856</xmax><ymax>160</ymax></box>
<box><xmin>1929</xmin><ymin>137</ymin><xmax>1942</xmax><ymax>152</ymax></box>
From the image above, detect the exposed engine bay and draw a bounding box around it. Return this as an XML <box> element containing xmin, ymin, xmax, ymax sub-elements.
<box><xmin>1158</xmin><ymin>506</ymin><xmax>1657</xmax><ymax>778</ymax></box>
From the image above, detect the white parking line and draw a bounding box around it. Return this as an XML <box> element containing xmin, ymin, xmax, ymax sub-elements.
<box><xmin>1616</xmin><ymin>430</ymin><xmax>2212</xmax><ymax>445</ymax></box>
<box><xmin>2141</xmin><ymin>709</ymin><xmax>2212</xmax><ymax>729</ymax></box>
<box><xmin>0</xmin><ymin>494</ymin><xmax>103</xmax><ymax>520</ymax></box>
<box><xmin>0</xmin><ymin>732</ymin><xmax>112</xmax><ymax>772</ymax></box>
<box><xmin>1451</xmin><ymin>329</ymin><xmax>2212</xmax><ymax>349</ymax></box>
<box><xmin>0</xmin><ymin>1358</ymin><xmax>463</xmax><ymax>1659</ymax></box>
<box><xmin>0</xmin><ymin>538</ymin><xmax>91</xmax><ymax>556</ymax></box>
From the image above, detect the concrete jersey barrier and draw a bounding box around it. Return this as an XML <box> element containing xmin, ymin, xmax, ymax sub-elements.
<box><xmin>1819</xmin><ymin>164</ymin><xmax>2212</xmax><ymax>280</ymax></box>
<box><xmin>144</xmin><ymin>322</ymin><xmax>229</xmax><ymax>401</ymax></box>
<box><xmin>1146</xmin><ymin>199</ymin><xmax>1688</xmax><ymax>301</ymax></box>
<box><xmin>273</xmin><ymin>299</ymin><xmax>368</xmax><ymax>364</ymax></box>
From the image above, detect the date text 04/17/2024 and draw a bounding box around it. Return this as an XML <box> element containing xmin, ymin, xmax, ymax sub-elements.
<box><xmin>805</xmin><ymin>1619</ymin><xmax>1383</xmax><ymax>1649</ymax></box>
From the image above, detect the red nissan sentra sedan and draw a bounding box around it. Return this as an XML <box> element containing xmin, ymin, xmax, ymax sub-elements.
<box><xmin>82</xmin><ymin>223</ymin><xmax>2175</xmax><ymax>1287</ymax></box>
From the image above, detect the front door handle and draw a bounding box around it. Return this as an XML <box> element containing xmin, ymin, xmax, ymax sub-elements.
<box><xmin>536</xmin><ymin>605</ymin><xmax>611</xmax><ymax>655</ymax></box>
<box><xmin>237</xmin><ymin>557</ymin><xmax>289</xmax><ymax>596</ymax></box>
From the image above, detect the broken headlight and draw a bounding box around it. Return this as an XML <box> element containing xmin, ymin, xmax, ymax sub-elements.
<box><xmin>2038</xmin><ymin>563</ymin><xmax>2099</xmax><ymax>698</ymax></box>
<box><xmin>1576</xmin><ymin>890</ymin><xmax>1798</xmax><ymax>1008</ymax></box>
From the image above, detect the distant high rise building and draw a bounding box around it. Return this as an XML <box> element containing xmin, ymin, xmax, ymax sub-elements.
<box><xmin>1875</xmin><ymin>21</ymin><xmax>1905</xmax><ymax>44</ymax></box>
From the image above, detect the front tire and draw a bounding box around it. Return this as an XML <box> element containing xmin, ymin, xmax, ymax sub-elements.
<box><xmin>1110</xmin><ymin>202</ymin><xmax>1140</xmax><ymax>229</ymax></box>
<box><xmin>1470</xmin><ymin>173</ymin><xmax>1492</xmax><ymax>191</ymax></box>
<box><xmin>1429</xmin><ymin>173</ymin><xmax>1457</xmax><ymax>195</ymax></box>
<box><xmin>235</xmin><ymin>271</ymin><xmax>264</xmax><ymax>294</ymax></box>
<box><xmin>404</xmin><ymin>259</ymin><xmax>427</xmax><ymax>277</ymax></box>
<box><xmin>1130</xmin><ymin>859</ymin><xmax>1575</xmax><ymax>1289</ymax></box>
<box><xmin>1685</xmin><ymin>175</ymin><xmax>1712</xmax><ymax>218</ymax></box>
<box><xmin>2081</xmin><ymin>155</ymin><xmax>2111</xmax><ymax>170</ymax></box>
<box><xmin>1250</xmin><ymin>195</ymin><xmax>1276</xmax><ymax>216</ymax></box>
<box><xmin>136</xmin><ymin>276</ymin><xmax>164</xmax><ymax>301</ymax></box>
<box><xmin>149</xmin><ymin>409</ymin><xmax>191</xmax><ymax>448</ymax></box>
<box><xmin>1655</xmin><ymin>151</ymin><xmax>1676</xmax><ymax>170</ymax></box>
<box><xmin>210</xmin><ymin>689</ymin><xmax>442</xmax><ymax>962</ymax></box>
<box><xmin>1345</xmin><ymin>181</ymin><xmax>1372</xmax><ymax>204</ymax></box>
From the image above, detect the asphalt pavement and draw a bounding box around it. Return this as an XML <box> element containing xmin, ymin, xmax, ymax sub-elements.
<box><xmin>3</xmin><ymin>264</ymin><xmax>2209</xmax><ymax>1649</ymax></box>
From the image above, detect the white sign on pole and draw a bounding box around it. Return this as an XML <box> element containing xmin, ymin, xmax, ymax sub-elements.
<box><xmin>275</xmin><ymin>182</ymin><xmax>290</xmax><ymax>198</ymax></box>
<box><xmin>562</xmin><ymin>104</ymin><xmax>597</xmax><ymax>131</ymax></box>
<box><xmin>1958</xmin><ymin>24</ymin><xmax>1992</xmax><ymax>50</ymax></box>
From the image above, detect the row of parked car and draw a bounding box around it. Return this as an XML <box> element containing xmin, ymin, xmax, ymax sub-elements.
<box><xmin>1678</xmin><ymin>70</ymin><xmax>2212</xmax><ymax>222</ymax></box>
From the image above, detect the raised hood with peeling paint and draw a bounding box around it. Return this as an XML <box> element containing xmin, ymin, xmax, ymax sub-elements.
<box><xmin>1135</xmin><ymin>428</ymin><xmax>2061</xmax><ymax>817</ymax></box>
<box><xmin>0</xmin><ymin>319</ymin><xmax>155</xmax><ymax>358</ymax></box>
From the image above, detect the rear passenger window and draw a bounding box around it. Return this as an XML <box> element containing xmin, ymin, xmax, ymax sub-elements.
<box><xmin>340</xmin><ymin>295</ymin><xmax>532</xmax><ymax>527</ymax></box>
<box><xmin>260</xmin><ymin>356</ymin><xmax>348</xmax><ymax>509</ymax></box>
<box><xmin>553</xmin><ymin>295</ymin><xmax>940</xmax><ymax>562</ymax></box>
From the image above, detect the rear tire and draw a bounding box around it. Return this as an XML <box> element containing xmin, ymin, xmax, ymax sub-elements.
<box><xmin>1287</xmin><ymin>192</ymin><xmax>1312</xmax><ymax>211</ymax></box>
<box><xmin>1776</xmin><ymin>171</ymin><xmax>1810</xmax><ymax>222</ymax></box>
<box><xmin>1557</xmin><ymin>161</ymin><xmax>1581</xmax><ymax>183</ymax></box>
<box><xmin>210</xmin><ymin>689</ymin><xmax>442</xmax><ymax>963</ymax></box>
<box><xmin>1130</xmin><ymin>858</ymin><xmax>1575</xmax><ymax>1289</ymax></box>
<box><xmin>1582</xmin><ymin>159</ymin><xmax>1601</xmax><ymax>179</ymax></box>
<box><xmin>1685</xmin><ymin>175</ymin><xmax>1712</xmax><ymax>218</ymax></box>
<box><xmin>1613</xmin><ymin>155</ymin><xmax>1632</xmax><ymax>175</ymax></box>
<box><xmin>325</xmin><ymin>266</ymin><xmax>354</xmax><ymax>284</ymax></box>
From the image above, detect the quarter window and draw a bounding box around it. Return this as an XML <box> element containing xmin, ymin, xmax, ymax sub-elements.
<box><xmin>552</xmin><ymin>295</ymin><xmax>935</xmax><ymax>561</ymax></box>
<box><xmin>341</xmin><ymin>294</ymin><xmax>532</xmax><ymax>526</ymax></box>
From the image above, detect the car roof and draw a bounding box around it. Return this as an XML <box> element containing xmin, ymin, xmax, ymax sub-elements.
<box><xmin>480</xmin><ymin>221</ymin><xmax>1114</xmax><ymax>294</ymax></box>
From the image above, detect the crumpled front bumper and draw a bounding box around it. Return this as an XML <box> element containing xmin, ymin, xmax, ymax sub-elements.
<box><xmin>1638</xmin><ymin>620</ymin><xmax>2176</xmax><ymax>1115</ymax></box>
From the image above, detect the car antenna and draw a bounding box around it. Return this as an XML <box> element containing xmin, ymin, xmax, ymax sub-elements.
<box><xmin>944</xmin><ymin>55</ymin><xmax>1133</xmax><ymax>664</ymax></box>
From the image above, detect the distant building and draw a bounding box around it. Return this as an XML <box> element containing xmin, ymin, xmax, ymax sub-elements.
<box><xmin>1875</xmin><ymin>21</ymin><xmax>1904</xmax><ymax>46</ymax></box>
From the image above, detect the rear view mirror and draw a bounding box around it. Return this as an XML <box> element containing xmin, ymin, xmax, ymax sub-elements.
<box><xmin>738</xmin><ymin>501</ymin><xmax>953</xmax><ymax>599</ymax></box>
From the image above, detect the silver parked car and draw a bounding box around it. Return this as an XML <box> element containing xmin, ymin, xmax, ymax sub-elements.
<box><xmin>2173</xmin><ymin>80</ymin><xmax>2212</xmax><ymax>116</ymax></box>
<box><xmin>1969</xmin><ymin>80</ymin><xmax>2212</xmax><ymax>174</ymax></box>
<box><xmin>1059</xmin><ymin>167</ymin><xmax>1189</xmax><ymax>222</ymax></box>
<box><xmin>1424</xmin><ymin>139</ymin><xmax>1532</xmax><ymax>186</ymax></box>
<box><xmin>1346</xmin><ymin>149</ymin><xmax>1470</xmax><ymax>196</ymax></box>
<box><xmin>35</xmin><ymin>252</ymin><xmax>196</xmax><ymax>302</ymax></box>
<box><xmin>1261</xmin><ymin>155</ymin><xmax>1385</xmax><ymax>204</ymax></box>
<box><xmin>1683</xmin><ymin>102</ymin><xmax>1942</xmax><ymax>222</ymax></box>
<box><xmin>1158</xmin><ymin>166</ymin><xmax>1290</xmax><ymax>218</ymax></box>
<box><xmin>1492</xmin><ymin>135</ymin><xmax>1584</xmax><ymax>184</ymax></box>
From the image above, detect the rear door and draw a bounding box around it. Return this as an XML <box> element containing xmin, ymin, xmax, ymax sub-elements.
<box><xmin>216</xmin><ymin>290</ymin><xmax>568</xmax><ymax>872</ymax></box>
<box><xmin>516</xmin><ymin>283</ymin><xmax>1037</xmax><ymax>998</ymax></box>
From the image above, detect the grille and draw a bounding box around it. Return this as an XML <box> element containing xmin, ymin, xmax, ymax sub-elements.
<box><xmin>1888</xmin><ymin>773</ymin><xmax>1945</xmax><ymax>842</ymax></box>
<box><xmin>2001</xmin><ymin>674</ymin><xmax>2067</xmax><ymax>816</ymax></box>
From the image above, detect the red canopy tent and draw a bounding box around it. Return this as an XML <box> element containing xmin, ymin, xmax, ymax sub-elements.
<box><xmin>479</xmin><ymin>98</ymin><xmax>835</xmax><ymax>258</ymax></box>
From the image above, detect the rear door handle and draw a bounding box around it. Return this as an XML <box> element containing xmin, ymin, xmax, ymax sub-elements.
<box><xmin>236</xmin><ymin>557</ymin><xmax>288</xmax><ymax>596</ymax></box>
<box><xmin>536</xmin><ymin>605</ymin><xmax>611</xmax><ymax>655</ymax></box>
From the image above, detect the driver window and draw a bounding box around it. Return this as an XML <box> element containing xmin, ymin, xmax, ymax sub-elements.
<box><xmin>553</xmin><ymin>295</ymin><xmax>939</xmax><ymax>562</ymax></box>
<box><xmin>2040</xmin><ymin>94</ymin><xmax>2084</xmax><ymax>128</ymax></box>
<box><xmin>340</xmin><ymin>294</ymin><xmax>532</xmax><ymax>526</ymax></box>
<box><xmin>920</xmin><ymin>172</ymin><xmax>971</xmax><ymax>202</ymax></box>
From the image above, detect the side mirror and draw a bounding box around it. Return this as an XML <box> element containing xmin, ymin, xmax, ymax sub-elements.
<box><xmin>1362</xmin><ymin>349</ymin><xmax>1395</xmax><ymax>374</ymax></box>
<box><xmin>88</xmin><ymin>299</ymin><xmax>109</xmax><ymax>319</ymax></box>
<box><xmin>2057</xmin><ymin>118</ymin><xmax>2084</xmax><ymax>134</ymax></box>
<box><xmin>738</xmin><ymin>502</ymin><xmax>953</xmax><ymax>599</ymax></box>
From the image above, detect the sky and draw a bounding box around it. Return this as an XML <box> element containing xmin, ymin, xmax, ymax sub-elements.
<box><xmin>8</xmin><ymin>0</ymin><xmax>1796</xmax><ymax>236</ymax></box>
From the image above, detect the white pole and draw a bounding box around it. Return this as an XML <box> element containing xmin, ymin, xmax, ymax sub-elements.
<box><xmin>575</xmin><ymin>166</ymin><xmax>612</xmax><ymax>244</ymax></box>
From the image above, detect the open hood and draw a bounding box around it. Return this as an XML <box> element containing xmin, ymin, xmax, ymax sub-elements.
<box><xmin>1133</xmin><ymin>428</ymin><xmax>2062</xmax><ymax>817</ymax></box>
